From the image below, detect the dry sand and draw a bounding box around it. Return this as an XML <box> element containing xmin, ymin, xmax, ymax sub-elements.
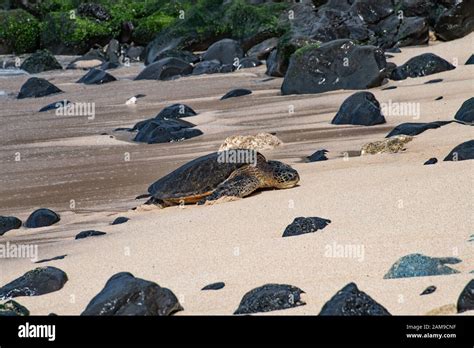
<box><xmin>0</xmin><ymin>33</ymin><xmax>473</xmax><ymax>315</ymax></box>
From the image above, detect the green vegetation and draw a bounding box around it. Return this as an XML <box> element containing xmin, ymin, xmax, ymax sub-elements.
<box><xmin>0</xmin><ymin>9</ymin><xmax>40</xmax><ymax>53</ymax></box>
<box><xmin>133</xmin><ymin>12</ymin><xmax>176</xmax><ymax>45</ymax></box>
<box><xmin>40</xmin><ymin>11</ymin><xmax>112</xmax><ymax>54</ymax></box>
<box><xmin>0</xmin><ymin>0</ymin><xmax>290</xmax><ymax>54</ymax></box>
<box><xmin>294</xmin><ymin>42</ymin><xmax>321</xmax><ymax>58</ymax></box>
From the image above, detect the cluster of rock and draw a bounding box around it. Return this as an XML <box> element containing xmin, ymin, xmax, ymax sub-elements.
<box><xmin>266</xmin><ymin>0</ymin><xmax>472</xmax><ymax>78</ymax></box>
<box><xmin>0</xmin><ymin>208</ymin><xmax>60</xmax><ymax>236</ymax></box>
<box><xmin>115</xmin><ymin>103</ymin><xmax>203</xmax><ymax>144</ymax></box>
<box><xmin>137</xmin><ymin>39</ymin><xmax>265</xmax><ymax>81</ymax></box>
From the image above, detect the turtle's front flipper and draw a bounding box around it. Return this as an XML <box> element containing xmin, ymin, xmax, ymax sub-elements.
<box><xmin>198</xmin><ymin>172</ymin><xmax>261</xmax><ymax>205</ymax></box>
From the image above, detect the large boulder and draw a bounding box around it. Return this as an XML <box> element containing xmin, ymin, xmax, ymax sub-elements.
<box><xmin>454</xmin><ymin>98</ymin><xmax>474</xmax><ymax>123</ymax></box>
<box><xmin>155</xmin><ymin>104</ymin><xmax>197</xmax><ymax>119</ymax></box>
<box><xmin>81</xmin><ymin>272</ymin><xmax>183</xmax><ymax>315</ymax></box>
<box><xmin>133</xmin><ymin>118</ymin><xmax>202</xmax><ymax>144</ymax></box>
<box><xmin>0</xmin><ymin>300</ymin><xmax>29</xmax><ymax>316</ymax></box>
<box><xmin>25</xmin><ymin>208</ymin><xmax>60</xmax><ymax>228</ymax></box>
<box><xmin>0</xmin><ymin>216</ymin><xmax>22</xmax><ymax>236</ymax></box>
<box><xmin>265</xmin><ymin>34</ymin><xmax>319</xmax><ymax>77</ymax></box>
<box><xmin>370</xmin><ymin>15</ymin><xmax>429</xmax><ymax>49</ymax></box>
<box><xmin>331</xmin><ymin>92</ymin><xmax>386</xmax><ymax>126</ymax></box>
<box><xmin>444</xmin><ymin>140</ymin><xmax>474</xmax><ymax>162</ymax></box>
<box><xmin>434</xmin><ymin>0</ymin><xmax>474</xmax><ymax>41</ymax></box>
<box><xmin>20</xmin><ymin>50</ymin><xmax>62</xmax><ymax>74</ymax></box>
<box><xmin>192</xmin><ymin>60</ymin><xmax>222</xmax><ymax>75</ymax></box>
<box><xmin>319</xmin><ymin>282</ymin><xmax>391</xmax><ymax>316</ymax></box>
<box><xmin>202</xmin><ymin>39</ymin><xmax>244</xmax><ymax>66</ymax></box>
<box><xmin>281</xmin><ymin>39</ymin><xmax>388</xmax><ymax>95</ymax></box>
<box><xmin>153</xmin><ymin>49</ymin><xmax>200</xmax><ymax>65</ymax></box>
<box><xmin>17</xmin><ymin>78</ymin><xmax>62</xmax><ymax>99</ymax></box>
<box><xmin>384</xmin><ymin>253</ymin><xmax>461</xmax><ymax>278</ymax></box>
<box><xmin>457</xmin><ymin>279</ymin><xmax>473</xmax><ymax>313</ymax></box>
<box><xmin>247</xmin><ymin>37</ymin><xmax>278</xmax><ymax>60</ymax></box>
<box><xmin>0</xmin><ymin>267</ymin><xmax>68</xmax><ymax>300</ymax></box>
<box><xmin>390</xmin><ymin>53</ymin><xmax>455</xmax><ymax>80</ymax></box>
<box><xmin>234</xmin><ymin>284</ymin><xmax>305</xmax><ymax>314</ymax></box>
<box><xmin>135</xmin><ymin>58</ymin><xmax>193</xmax><ymax>81</ymax></box>
<box><xmin>77</xmin><ymin>68</ymin><xmax>117</xmax><ymax>85</ymax></box>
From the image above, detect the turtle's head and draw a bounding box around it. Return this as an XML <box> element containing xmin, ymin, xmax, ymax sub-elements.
<box><xmin>267</xmin><ymin>160</ymin><xmax>300</xmax><ymax>188</ymax></box>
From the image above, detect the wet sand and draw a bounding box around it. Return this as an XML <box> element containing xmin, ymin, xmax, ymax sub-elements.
<box><xmin>0</xmin><ymin>33</ymin><xmax>472</xmax><ymax>315</ymax></box>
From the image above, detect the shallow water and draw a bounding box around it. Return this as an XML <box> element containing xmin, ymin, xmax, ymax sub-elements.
<box><xmin>0</xmin><ymin>68</ymin><xmax>27</xmax><ymax>77</ymax></box>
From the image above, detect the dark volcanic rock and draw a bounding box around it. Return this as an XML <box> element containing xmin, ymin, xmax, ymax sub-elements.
<box><xmin>319</xmin><ymin>282</ymin><xmax>391</xmax><ymax>316</ymax></box>
<box><xmin>282</xmin><ymin>217</ymin><xmax>331</xmax><ymax>237</ymax></box>
<box><xmin>0</xmin><ymin>216</ymin><xmax>22</xmax><ymax>236</ymax></box>
<box><xmin>202</xmin><ymin>39</ymin><xmax>243</xmax><ymax>65</ymax></box>
<box><xmin>425</xmin><ymin>78</ymin><xmax>443</xmax><ymax>84</ymax></box>
<box><xmin>81</xmin><ymin>272</ymin><xmax>183</xmax><ymax>316</ymax></box>
<box><xmin>20</xmin><ymin>50</ymin><xmax>62</xmax><ymax>74</ymax></box>
<box><xmin>266</xmin><ymin>35</ymin><xmax>319</xmax><ymax>78</ymax></box>
<box><xmin>386</xmin><ymin>121</ymin><xmax>452</xmax><ymax>137</ymax></box>
<box><xmin>423</xmin><ymin>158</ymin><xmax>438</xmax><ymax>165</ymax></box>
<box><xmin>307</xmin><ymin>149</ymin><xmax>328</xmax><ymax>162</ymax></box>
<box><xmin>156</xmin><ymin>104</ymin><xmax>197</xmax><ymax>119</ymax></box>
<box><xmin>434</xmin><ymin>0</ymin><xmax>474</xmax><ymax>41</ymax></box>
<box><xmin>125</xmin><ymin>45</ymin><xmax>144</xmax><ymax>62</ymax></box>
<box><xmin>0</xmin><ymin>300</ymin><xmax>29</xmax><ymax>316</ymax></box>
<box><xmin>221</xmin><ymin>89</ymin><xmax>252</xmax><ymax>100</ymax></box>
<box><xmin>0</xmin><ymin>267</ymin><xmax>68</xmax><ymax>300</ymax></box>
<box><xmin>435</xmin><ymin>96</ymin><xmax>443</xmax><ymax>101</ymax></box>
<box><xmin>331</xmin><ymin>92</ymin><xmax>386</xmax><ymax>126</ymax></box>
<box><xmin>234</xmin><ymin>284</ymin><xmax>305</xmax><ymax>314</ymax></box>
<box><xmin>17</xmin><ymin>78</ymin><xmax>62</xmax><ymax>99</ymax></box>
<box><xmin>105</xmin><ymin>39</ymin><xmax>120</xmax><ymax>64</ymax></box>
<box><xmin>192</xmin><ymin>60</ymin><xmax>222</xmax><ymax>75</ymax></box>
<box><xmin>371</xmin><ymin>14</ymin><xmax>429</xmax><ymax>49</ymax></box>
<box><xmin>281</xmin><ymin>40</ymin><xmax>388</xmax><ymax>95</ymax></box>
<box><xmin>466</xmin><ymin>55</ymin><xmax>474</xmax><ymax>65</ymax></box>
<box><xmin>265</xmin><ymin>49</ymin><xmax>279</xmax><ymax>77</ymax></box>
<box><xmin>238</xmin><ymin>57</ymin><xmax>262</xmax><ymax>69</ymax></box>
<box><xmin>77</xmin><ymin>68</ymin><xmax>117</xmax><ymax>85</ymax></box>
<box><xmin>390</xmin><ymin>53</ymin><xmax>455</xmax><ymax>80</ymax></box>
<box><xmin>75</xmin><ymin>230</ymin><xmax>106</xmax><ymax>240</ymax></box>
<box><xmin>99</xmin><ymin>61</ymin><xmax>120</xmax><ymax>70</ymax></box>
<box><xmin>25</xmin><ymin>208</ymin><xmax>60</xmax><ymax>228</ymax></box>
<box><xmin>384</xmin><ymin>253</ymin><xmax>462</xmax><ymax>279</ymax></box>
<box><xmin>420</xmin><ymin>285</ymin><xmax>437</xmax><ymax>296</ymax></box>
<box><xmin>133</xmin><ymin>118</ymin><xmax>202</xmax><ymax>144</ymax></box>
<box><xmin>135</xmin><ymin>58</ymin><xmax>193</xmax><ymax>81</ymax></box>
<box><xmin>457</xmin><ymin>279</ymin><xmax>473</xmax><ymax>313</ymax></box>
<box><xmin>111</xmin><ymin>217</ymin><xmax>129</xmax><ymax>225</ymax></box>
<box><xmin>35</xmin><ymin>255</ymin><xmax>67</xmax><ymax>264</ymax></box>
<box><xmin>454</xmin><ymin>98</ymin><xmax>474</xmax><ymax>123</ymax></box>
<box><xmin>201</xmin><ymin>282</ymin><xmax>225</xmax><ymax>291</ymax></box>
<box><xmin>153</xmin><ymin>49</ymin><xmax>200</xmax><ymax>65</ymax></box>
<box><xmin>247</xmin><ymin>37</ymin><xmax>278</xmax><ymax>60</ymax></box>
<box><xmin>77</xmin><ymin>3</ymin><xmax>110</xmax><ymax>21</ymax></box>
<box><xmin>39</xmin><ymin>100</ymin><xmax>72</xmax><ymax>112</ymax></box>
<box><xmin>443</xmin><ymin>140</ymin><xmax>474</xmax><ymax>162</ymax></box>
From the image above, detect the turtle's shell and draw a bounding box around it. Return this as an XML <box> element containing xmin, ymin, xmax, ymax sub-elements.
<box><xmin>148</xmin><ymin>150</ymin><xmax>261</xmax><ymax>202</ymax></box>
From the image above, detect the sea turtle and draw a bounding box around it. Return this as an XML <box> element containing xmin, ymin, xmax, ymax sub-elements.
<box><xmin>140</xmin><ymin>149</ymin><xmax>299</xmax><ymax>207</ymax></box>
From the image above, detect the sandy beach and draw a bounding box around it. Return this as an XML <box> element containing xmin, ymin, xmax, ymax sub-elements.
<box><xmin>0</xmin><ymin>33</ymin><xmax>473</xmax><ymax>316</ymax></box>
